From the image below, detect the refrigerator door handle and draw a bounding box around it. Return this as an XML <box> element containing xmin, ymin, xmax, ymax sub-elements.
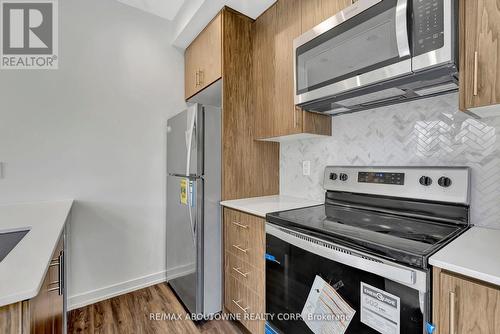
<box><xmin>187</xmin><ymin>179</ymin><xmax>197</xmax><ymax>245</ymax></box>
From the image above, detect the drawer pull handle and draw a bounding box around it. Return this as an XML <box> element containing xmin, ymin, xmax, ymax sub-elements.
<box><xmin>49</xmin><ymin>261</ymin><xmax>60</xmax><ymax>267</ymax></box>
<box><xmin>231</xmin><ymin>221</ymin><xmax>248</xmax><ymax>229</ymax></box>
<box><xmin>48</xmin><ymin>285</ymin><xmax>60</xmax><ymax>293</ymax></box>
<box><xmin>199</xmin><ymin>70</ymin><xmax>204</xmax><ymax>86</ymax></box>
<box><xmin>232</xmin><ymin>267</ymin><xmax>249</xmax><ymax>278</ymax></box>
<box><xmin>449</xmin><ymin>291</ymin><xmax>456</xmax><ymax>334</ymax></box>
<box><xmin>232</xmin><ymin>299</ymin><xmax>249</xmax><ymax>313</ymax></box>
<box><xmin>232</xmin><ymin>245</ymin><xmax>248</xmax><ymax>254</ymax></box>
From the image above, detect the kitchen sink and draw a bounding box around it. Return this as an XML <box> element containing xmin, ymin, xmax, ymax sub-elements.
<box><xmin>0</xmin><ymin>229</ymin><xmax>30</xmax><ymax>262</ymax></box>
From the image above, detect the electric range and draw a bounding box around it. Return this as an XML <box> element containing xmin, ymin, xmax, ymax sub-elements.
<box><xmin>265</xmin><ymin>166</ymin><xmax>470</xmax><ymax>334</ymax></box>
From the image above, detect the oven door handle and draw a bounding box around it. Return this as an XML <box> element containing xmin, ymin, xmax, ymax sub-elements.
<box><xmin>266</xmin><ymin>224</ymin><xmax>426</xmax><ymax>292</ymax></box>
<box><xmin>395</xmin><ymin>0</ymin><xmax>410</xmax><ymax>58</ymax></box>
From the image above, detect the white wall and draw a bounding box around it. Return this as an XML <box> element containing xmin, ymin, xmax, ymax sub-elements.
<box><xmin>280</xmin><ymin>93</ymin><xmax>500</xmax><ymax>229</ymax></box>
<box><xmin>0</xmin><ymin>0</ymin><xmax>185</xmax><ymax>309</ymax></box>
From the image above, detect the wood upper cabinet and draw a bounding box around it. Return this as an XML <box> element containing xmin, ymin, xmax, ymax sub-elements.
<box><xmin>253</xmin><ymin>5</ymin><xmax>277</xmax><ymax>139</ymax></box>
<box><xmin>459</xmin><ymin>0</ymin><xmax>500</xmax><ymax>112</ymax></box>
<box><xmin>274</xmin><ymin>0</ymin><xmax>303</xmax><ymax>137</ymax></box>
<box><xmin>301</xmin><ymin>0</ymin><xmax>351</xmax><ymax>32</ymax></box>
<box><xmin>433</xmin><ymin>268</ymin><xmax>500</xmax><ymax>334</ymax></box>
<box><xmin>185</xmin><ymin>13</ymin><xmax>222</xmax><ymax>99</ymax></box>
<box><xmin>253</xmin><ymin>0</ymin><xmax>335</xmax><ymax>140</ymax></box>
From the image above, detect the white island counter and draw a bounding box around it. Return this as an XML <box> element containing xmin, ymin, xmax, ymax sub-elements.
<box><xmin>0</xmin><ymin>200</ymin><xmax>73</xmax><ymax>307</ymax></box>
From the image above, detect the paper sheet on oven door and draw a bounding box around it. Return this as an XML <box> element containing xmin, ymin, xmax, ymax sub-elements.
<box><xmin>360</xmin><ymin>282</ymin><xmax>400</xmax><ymax>334</ymax></box>
<box><xmin>301</xmin><ymin>275</ymin><xmax>356</xmax><ymax>334</ymax></box>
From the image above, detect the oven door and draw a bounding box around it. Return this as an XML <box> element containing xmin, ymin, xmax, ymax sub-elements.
<box><xmin>265</xmin><ymin>224</ymin><xmax>429</xmax><ymax>334</ymax></box>
<box><xmin>294</xmin><ymin>0</ymin><xmax>411</xmax><ymax>106</ymax></box>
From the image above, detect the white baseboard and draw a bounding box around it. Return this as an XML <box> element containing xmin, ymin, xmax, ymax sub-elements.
<box><xmin>68</xmin><ymin>263</ymin><xmax>195</xmax><ymax>311</ymax></box>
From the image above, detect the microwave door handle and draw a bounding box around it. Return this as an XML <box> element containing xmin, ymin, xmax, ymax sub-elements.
<box><xmin>395</xmin><ymin>0</ymin><xmax>410</xmax><ymax>58</ymax></box>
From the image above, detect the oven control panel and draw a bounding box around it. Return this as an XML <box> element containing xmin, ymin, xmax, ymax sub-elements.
<box><xmin>358</xmin><ymin>172</ymin><xmax>405</xmax><ymax>185</ymax></box>
<box><xmin>413</xmin><ymin>0</ymin><xmax>445</xmax><ymax>56</ymax></box>
<box><xmin>324</xmin><ymin>166</ymin><xmax>470</xmax><ymax>204</ymax></box>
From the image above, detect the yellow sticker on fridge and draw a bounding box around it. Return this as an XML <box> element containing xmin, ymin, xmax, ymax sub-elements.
<box><xmin>180</xmin><ymin>179</ymin><xmax>188</xmax><ymax>205</ymax></box>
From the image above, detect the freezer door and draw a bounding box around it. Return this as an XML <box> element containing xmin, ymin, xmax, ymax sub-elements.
<box><xmin>167</xmin><ymin>175</ymin><xmax>204</xmax><ymax>314</ymax></box>
<box><xmin>167</xmin><ymin>104</ymin><xmax>203</xmax><ymax>176</ymax></box>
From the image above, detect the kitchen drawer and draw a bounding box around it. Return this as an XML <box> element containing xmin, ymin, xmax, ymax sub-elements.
<box><xmin>224</xmin><ymin>209</ymin><xmax>265</xmax><ymax>269</ymax></box>
<box><xmin>225</xmin><ymin>251</ymin><xmax>264</xmax><ymax>296</ymax></box>
<box><xmin>225</xmin><ymin>274</ymin><xmax>265</xmax><ymax>334</ymax></box>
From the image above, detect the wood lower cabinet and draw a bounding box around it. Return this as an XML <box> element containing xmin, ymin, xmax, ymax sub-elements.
<box><xmin>185</xmin><ymin>13</ymin><xmax>222</xmax><ymax>99</ymax></box>
<box><xmin>224</xmin><ymin>208</ymin><xmax>265</xmax><ymax>334</ymax></box>
<box><xmin>433</xmin><ymin>267</ymin><xmax>500</xmax><ymax>334</ymax></box>
<box><xmin>459</xmin><ymin>0</ymin><xmax>500</xmax><ymax>113</ymax></box>
<box><xmin>0</xmin><ymin>303</ymin><xmax>22</xmax><ymax>334</ymax></box>
<box><xmin>0</xmin><ymin>233</ymin><xmax>65</xmax><ymax>334</ymax></box>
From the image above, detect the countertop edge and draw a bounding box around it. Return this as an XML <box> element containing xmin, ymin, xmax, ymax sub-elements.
<box><xmin>220</xmin><ymin>195</ymin><xmax>323</xmax><ymax>219</ymax></box>
<box><xmin>429</xmin><ymin>227</ymin><xmax>500</xmax><ymax>288</ymax></box>
<box><xmin>429</xmin><ymin>259</ymin><xmax>500</xmax><ymax>287</ymax></box>
<box><xmin>220</xmin><ymin>202</ymin><xmax>266</xmax><ymax>218</ymax></box>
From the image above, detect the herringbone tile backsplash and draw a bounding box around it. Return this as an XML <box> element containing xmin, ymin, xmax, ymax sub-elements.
<box><xmin>280</xmin><ymin>93</ymin><xmax>500</xmax><ymax>228</ymax></box>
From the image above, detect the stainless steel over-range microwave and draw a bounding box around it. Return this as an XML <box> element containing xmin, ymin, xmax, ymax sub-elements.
<box><xmin>294</xmin><ymin>0</ymin><xmax>458</xmax><ymax>116</ymax></box>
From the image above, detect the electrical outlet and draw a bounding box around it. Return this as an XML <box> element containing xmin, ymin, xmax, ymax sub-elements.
<box><xmin>302</xmin><ymin>160</ymin><xmax>311</xmax><ymax>176</ymax></box>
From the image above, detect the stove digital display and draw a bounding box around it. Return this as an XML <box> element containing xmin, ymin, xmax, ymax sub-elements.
<box><xmin>358</xmin><ymin>172</ymin><xmax>405</xmax><ymax>185</ymax></box>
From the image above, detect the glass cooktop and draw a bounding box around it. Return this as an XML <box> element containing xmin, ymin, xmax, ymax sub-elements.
<box><xmin>266</xmin><ymin>204</ymin><xmax>466</xmax><ymax>268</ymax></box>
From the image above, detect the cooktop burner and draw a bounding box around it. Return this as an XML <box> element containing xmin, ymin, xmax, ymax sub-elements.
<box><xmin>267</xmin><ymin>204</ymin><xmax>464</xmax><ymax>268</ymax></box>
<box><xmin>267</xmin><ymin>205</ymin><xmax>463</xmax><ymax>267</ymax></box>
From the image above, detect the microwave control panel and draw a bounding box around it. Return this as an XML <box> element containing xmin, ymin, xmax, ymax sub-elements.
<box><xmin>413</xmin><ymin>0</ymin><xmax>444</xmax><ymax>56</ymax></box>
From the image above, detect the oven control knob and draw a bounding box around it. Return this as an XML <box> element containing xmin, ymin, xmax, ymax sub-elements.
<box><xmin>339</xmin><ymin>173</ymin><xmax>348</xmax><ymax>181</ymax></box>
<box><xmin>438</xmin><ymin>176</ymin><xmax>452</xmax><ymax>188</ymax></box>
<box><xmin>419</xmin><ymin>176</ymin><xmax>432</xmax><ymax>186</ymax></box>
<box><xmin>329</xmin><ymin>172</ymin><xmax>338</xmax><ymax>181</ymax></box>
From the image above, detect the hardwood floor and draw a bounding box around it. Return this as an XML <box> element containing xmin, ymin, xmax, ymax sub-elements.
<box><xmin>68</xmin><ymin>283</ymin><xmax>245</xmax><ymax>334</ymax></box>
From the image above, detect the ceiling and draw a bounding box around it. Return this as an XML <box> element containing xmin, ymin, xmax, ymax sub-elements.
<box><xmin>115</xmin><ymin>0</ymin><xmax>276</xmax><ymax>48</ymax></box>
<box><xmin>116</xmin><ymin>0</ymin><xmax>186</xmax><ymax>20</ymax></box>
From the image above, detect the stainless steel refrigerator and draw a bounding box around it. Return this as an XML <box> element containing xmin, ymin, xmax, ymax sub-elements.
<box><xmin>166</xmin><ymin>103</ymin><xmax>221</xmax><ymax>316</ymax></box>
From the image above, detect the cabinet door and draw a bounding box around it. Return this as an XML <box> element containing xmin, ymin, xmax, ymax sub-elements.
<box><xmin>437</xmin><ymin>271</ymin><xmax>500</xmax><ymax>334</ymax></box>
<box><xmin>185</xmin><ymin>13</ymin><xmax>222</xmax><ymax>99</ymax></box>
<box><xmin>459</xmin><ymin>0</ymin><xmax>500</xmax><ymax>111</ymax></box>
<box><xmin>51</xmin><ymin>237</ymin><xmax>64</xmax><ymax>334</ymax></box>
<box><xmin>254</xmin><ymin>5</ymin><xmax>277</xmax><ymax>139</ymax></box>
<box><xmin>184</xmin><ymin>40</ymin><xmax>198</xmax><ymax>100</ymax></box>
<box><xmin>275</xmin><ymin>0</ymin><xmax>303</xmax><ymax>137</ymax></box>
<box><xmin>24</xmin><ymin>235</ymin><xmax>64</xmax><ymax>334</ymax></box>
<box><xmin>0</xmin><ymin>303</ymin><xmax>22</xmax><ymax>334</ymax></box>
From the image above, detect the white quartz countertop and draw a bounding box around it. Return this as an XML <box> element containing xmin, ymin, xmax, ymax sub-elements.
<box><xmin>429</xmin><ymin>227</ymin><xmax>500</xmax><ymax>286</ymax></box>
<box><xmin>0</xmin><ymin>200</ymin><xmax>73</xmax><ymax>307</ymax></box>
<box><xmin>220</xmin><ymin>195</ymin><xmax>322</xmax><ymax>218</ymax></box>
